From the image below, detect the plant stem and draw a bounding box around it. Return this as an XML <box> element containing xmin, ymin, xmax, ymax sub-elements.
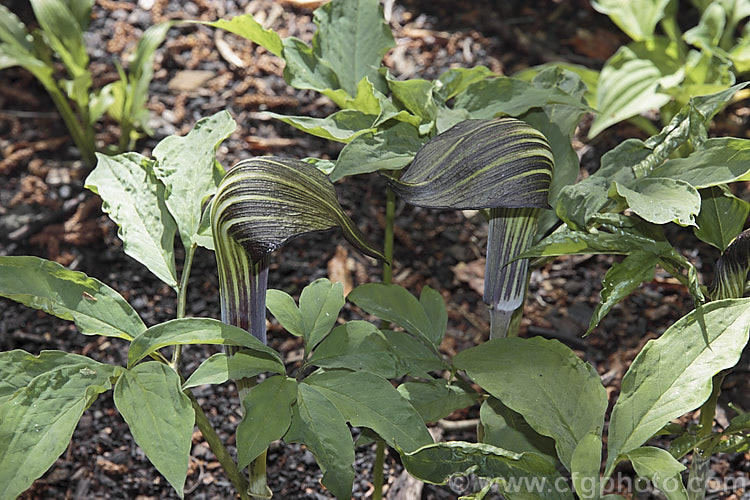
<box><xmin>172</xmin><ymin>243</ymin><xmax>197</xmax><ymax>370</ymax></box>
<box><xmin>188</xmin><ymin>391</ymin><xmax>250</xmax><ymax>500</ymax></box>
<box><xmin>372</xmin><ymin>440</ymin><xmax>386</xmax><ymax>500</ymax></box>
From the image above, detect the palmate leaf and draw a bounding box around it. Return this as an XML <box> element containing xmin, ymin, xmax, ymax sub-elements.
<box><xmin>387</xmin><ymin>118</ymin><xmax>553</xmax><ymax>210</ymax></box>
<box><xmin>211</xmin><ymin>157</ymin><xmax>383</xmax><ymax>263</ymax></box>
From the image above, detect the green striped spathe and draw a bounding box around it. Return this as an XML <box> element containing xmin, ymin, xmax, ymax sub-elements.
<box><xmin>388</xmin><ymin>118</ymin><xmax>553</xmax><ymax>210</ymax></box>
<box><xmin>709</xmin><ymin>229</ymin><xmax>750</xmax><ymax>300</ymax></box>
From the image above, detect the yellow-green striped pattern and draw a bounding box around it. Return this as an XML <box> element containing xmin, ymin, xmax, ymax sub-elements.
<box><xmin>709</xmin><ymin>229</ymin><xmax>750</xmax><ymax>300</ymax></box>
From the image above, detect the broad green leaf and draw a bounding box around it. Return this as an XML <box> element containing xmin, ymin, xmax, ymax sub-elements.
<box><xmin>626</xmin><ymin>447</ymin><xmax>688</xmax><ymax>500</ymax></box>
<box><xmin>454</xmin><ymin>77</ymin><xmax>590</xmax><ymax>119</ymax></box>
<box><xmin>0</xmin><ymin>256</ymin><xmax>146</xmax><ymax>340</ymax></box>
<box><xmin>694</xmin><ymin>186</ymin><xmax>750</xmax><ymax>251</ymax></box>
<box><xmin>591</xmin><ymin>0</ymin><xmax>671</xmax><ymax>41</ymax></box>
<box><xmin>348</xmin><ymin>283</ymin><xmax>439</xmax><ymax>347</ymax></box>
<box><xmin>606</xmin><ymin>299</ymin><xmax>750</xmax><ymax>475</ymax></box>
<box><xmin>479</xmin><ymin>398</ymin><xmax>557</xmax><ymax>464</ymax></box>
<box><xmin>63</xmin><ymin>0</ymin><xmax>94</xmax><ymax>30</ymax></box>
<box><xmin>571</xmin><ymin>433</ymin><xmax>602</xmax><ymax>500</ymax></box>
<box><xmin>182</xmin><ymin>350</ymin><xmax>285</xmax><ymax>389</ymax></box>
<box><xmin>419</xmin><ymin>285</ymin><xmax>448</xmax><ymax>345</ymax></box>
<box><xmin>386</xmin><ymin>73</ymin><xmax>438</xmax><ymax>125</ymax></box>
<box><xmin>308</xmin><ymin>321</ymin><xmax>398</xmax><ymax>378</ymax></box>
<box><xmin>200</xmin><ymin>14</ymin><xmax>283</xmax><ymax>57</ymax></box>
<box><xmin>210</xmin><ymin>156</ymin><xmax>383</xmax><ymax>262</ymax></box>
<box><xmin>435</xmin><ymin>65</ymin><xmax>497</xmax><ymax>102</ymax></box>
<box><xmin>589</xmin><ymin>38</ymin><xmax>683</xmax><ymax>137</ymax></box>
<box><xmin>668</xmin><ymin>50</ymin><xmax>735</xmax><ymax>107</ymax></box>
<box><xmin>388</xmin><ymin>118</ymin><xmax>554</xmax><ymax>210</ymax></box>
<box><xmin>267</xmin><ymin>109</ymin><xmax>377</xmax><ymax>143</ymax></box>
<box><xmin>311</xmin><ymin>0</ymin><xmax>394</xmax><ymax>96</ymax></box>
<box><xmin>331</xmin><ymin>121</ymin><xmax>424</xmax><ymax>181</ymax></box>
<box><xmin>266</xmin><ymin>289</ymin><xmax>304</xmax><ymax>336</ymax></box>
<box><xmin>237</xmin><ymin>376</ymin><xmax>297</xmax><ymax>468</ymax></box>
<box><xmin>114</xmin><ymin>362</ymin><xmax>193</xmax><ymax>498</ymax></box>
<box><xmin>299</xmin><ymin>278</ymin><xmax>345</xmax><ymax>352</ymax></box>
<box><xmin>652</xmin><ymin>137</ymin><xmax>750</xmax><ymax>188</ymax></box>
<box><xmin>281</xmin><ymin>36</ymin><xmax>341</xmax><ymax>95</ymax></box>
<box><xmin>0</xmin><ymin>4</ymin><xmax>33</xmax><ymax>50</ymax></box>
<box><xmin>128</xmin><ymin>317</ymin><xmax>280</xmax><ymax>368</ymax></box>
<box><xmin>610</xmin><ymin>177</ymin><xmax>700</xmax><ymax>226</ymax></box>
<box><xmin>400</xmin><ymin>441</ymin><xmax>573</xmax><ymax>500</ymax></box>
<box><xmin>588</xmin><ymin>251</ymin><xmax>659</xmax><ymax>334</ymax></box>
<box><xmin>152</xmin><ymin>111</ymin><xmax>236</xmax><ymax>249</ymax></box>
<box><xmin>0</xmin><ymin>359</ymin><xmax>117</xmax><ymax>500</ymax></box>
<box><xmin>85</xmin><ymin>152</ymin><xmax>178</xmax><ymax>287</ymax></box>
<box><xmin>305</xmin><ymin>369</ymin><xmax>432</xmax><ymax>452</ymax></box>
<box><xmin>397</xmin><ymin>378</ymin><xmax>478</xmax><ymax>423</ymax></box>
<box><xmin>514</xmin><ymin>62</ymin><xmax>600</xmax><ymax>107</ymax></box>
<box><xmin>684</xmin><ymin>3</ymin><xmax>726</xmax><ymax>52</ymax></box>
<box><xmin>382</xmin><ymin>330</ymin><xmax>447</xmax><ymax>378</ymax></box>
<box><xmin>286</xmin><ymin>383</ymin><xmax>355</xmax><ymax>500</ymax></box>
<box><xmin>454</xmin><ymin>337</ymin><xmax>608</xmax><ymax>471</ymax></box>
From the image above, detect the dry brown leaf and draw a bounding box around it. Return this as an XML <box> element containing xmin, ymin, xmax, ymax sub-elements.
<box><xmin>450</xmin><ymin>259</ymin><xmax>485</xmax><ymax>295</ymax></box>
<box><xmin>327</xmin><ymin>244</ymin><xmax>353</xmax><ymax>296</ymax></box>
<box><xmin>168</xmin><ymin>70</ymin><xmax>215</xmax><ymax>92</ymax></box>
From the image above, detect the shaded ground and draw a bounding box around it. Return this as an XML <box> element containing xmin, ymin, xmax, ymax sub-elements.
<box><xmin>1</xmin><ymin>0</ymin><xmax>750</xmax><ymax>498</ymax></box>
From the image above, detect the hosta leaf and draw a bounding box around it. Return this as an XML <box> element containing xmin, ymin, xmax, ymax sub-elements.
<box><xmin>266</xmin><ymin>109</ymin><xmax>377</xmax><ymax>143</ymax></box>
<box><xmin>591</xmin><ymin>0</ymin><xmax>671</xmax><ymax>41</ymax></box>
<box><xmin>182</xmin><ymin>350</ymin><xmax>285</xmax><ymax>389</ymax></box>
<box><xmin>651</xmin><ymin>137</ymin><xmax>750</xmax><ymax>188</ymax></box>
<box><xmin>435</xmin><ymin>65</ymin><xmax>497</xmax><ymax>102</ymax></box>
<box><xmin>210</xmin><ymin>157</ymin><xmax>383</xmax><ymax>263</ymax></box>
<box><xmin>0</xmin><ymin>358</ymin><xmax>117</xmax><ymax>500</ymax></box>
<box><xmin>114</xmin><ymin>362</ymin><xmax>193</xmax><ymax>498</ymax></box>
<box><xmin>128</xmin><ymin>317</ymin><xmax>281</xmax><ymax>368</ymax></box>
<box><xmin>237</xmin><ymin>376</ymin><xmax>297</xmax><ymax>468</ymax></box>
<box><xmin>152</xmin><ymin>111</ymin><xmax>236</xmax><ymax>249</ymax></box>
<box><xmin>85</xmin><ymin>152</ymin><xmax>178</xmax><ymax>288</ymax></box>
<box><xmin>609</xmin><ymin>177</ymin><xmax>701</xmax><ymax>226</ymax></box>
<box><xmin>200</xmin><ymin>14</ymin><xmax>283</xmax><ymax>57</ymax></box>
<box><xmin>606</xmin><ymin>299</ymin><xmax>750</xmax><ymax>475</ymax></box>
<box><xmin>0</xmin><ymin>256</ymin><xmax>146</xmax><ymax>340</ymax></box>
<box><xmin>694</xmin><ymin>186</ymin><xmax>750</xmax><ymax>251</ymax></box>
<box><xmin>305</xmin><ymin>369</ymin><xmax>432</xmax><ymax>452</ymax></box>
<box><xmin>30</xmin><ymin>0</ymin><xmax>88</xmax><ymax>73</ymax></box>
<box><xmin>388</xmin><ymin>118</ymin><xmax>554</xmax><ymax>210</ymax></box>
<box><xmin>401</xmin><ymin>441</ymin><xmax>573</xmax><ymax>500</ymax></box>
<box><xmin>386</xmin><ymin>73</ymin><xmax>438</xmax><ymax>124</ymax></box>
<box><xmin>454</xmin><ymin>337</ymin><xmax>607</xmax><ymax>471</ymax></box>
<box><xmin>589</xmin><ymin>38</ymin><xmax>682</xmax><ymax>137</ymax></box>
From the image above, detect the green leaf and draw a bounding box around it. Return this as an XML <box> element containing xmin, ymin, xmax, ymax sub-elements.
<box><xmin>0</xmin><ymin>256</ymin><xmax>146</xmax><ymax>340</ymax></box>
<box><xmin>652</xmin><ymin>137</ymin><xmax>750</xmax><ymax>188</ymax></box>
<box><xmin>386</xmin><ymin>73</ymin><xmax>438</xmax><ymax>125</ymax></box>
<box><xmin>331</xmin><ymin>121</ymin><xmax>424</xmax><ymax>181</ymax></box>
<box><xmin>85</xmin><ymin>152</ymin><xmax>178</xmax><ymax>287</ymax></box>
<box><xmin>0</xmin><ymin>4</ymin><xmax>33</xmax><ymax>50</ymax></box>
<box><xmin>626</xmin><ymin>447</ymin><xmax>688</xmax><ymax>500</ymax></box>
<box><xmin>571</xmin><ymin>433</ymin><xmax>602</xmax><ymax>500</ymax></box>
<box><xmin>397</xmin><ymin>378</ymin><xmax>478</xmax><ymax>423</ymax></box>
<box><xmin>237</xmin><ymin>376</ymin><xmax>297</xmax><ymax>468</ymax></box>
<box><xmin>152</xmin><ymin>111</ymin><xmax>236</xmax><ymax>249</ymax></box>
<box><xmin>210</xmin><ymin>156</ymin><xmax>383</xmax><ymax>262</ymax></box>
<box><xmin>400</xmin><ymin>441</ymin><xmax>573</xmax><ymax>499</ymax></box>
<box><xmin>0</xmin><ymin>358</ymin><xmax>117</xmax><ymax>500</ymax></box>
<box><xmin>454</xmin><ymin>337</ymin><xmax>608</xmax><ymax>471</ymax></box>
<box><xmin>479</xmin><ymin>397</ymin><xmax>557</xmax><ymax>464</ymax></box>
<box><xmin>281</xmin><ymin>36</ymin><xmax>340</xmax><ymax>95</ymax></box>
<box><xmin>589</xmin><ymin>38</ymin><xmax>683</xmax><ymax>137</ymax></box>
<box><xmin>453</xmin><ymin>77</ymin><xmax>590</xmax><ymax>119</ymax></box>
<box><xmin>684</xmin><ymin>3</ymin><xmax>726</xmax><ymax>51</ymax></box>
<box><xmin>267</xmin><ymin>109</ymin><xmax>377</xmax><ymax>143</ymax></box>
<box><xmin>435</xmin><ymin>65</ymin><xmax>497</xmax><ymax>102</ymax></box>
<box><xmin>298</xmin><ymin>278</ymin><xmax>345</xmax><ymax>352</ymax></box>
<box><xmin>114</xmin><ymin>362</ymin><xmax>193</xmax><ymax>498</ymax></box>
<box><xmin>606</xmin><ymin>299</ymin><xmax>750</xmax><ymax>475</ymax></box>
<box><xmin>694</xmin><ymin>186</ymin><xmax>750</xmax><ymax>251</ymax></box>
<box><xmin>610</xmin><ymin>177</ymin><xmax>701</xmax><ymax>226</ymax></box>
<box><xmin>382</xmin><ymin>330</ymin><xmax>447</xmax><ymax>378</ymax></box>
<box><xmin>182</xmin><ymin>350</ymin><xmax>285</xmax><ymax>389</ymax></box>
<box><xmin>128</xmin><ymin>317</ymin><xmax>281</xmax><ymax>368</ymax></box>
<box><xmin>305</xmin><ymin>369</ymin><xmax>432</xmax><ymax>452</ymax></box>
<box><xmin>286</xmin><ymin>383</ymin><xmax>355</xmax><ymax>500</ymax></box>
<box><xmin>200</xmin><ymin>14</ymin><xmax>283</xmax><ymax>57</ymax></box>
<box><xmin>419</xmin><ymin>285</ymin><xmax>448</xmax><ymax>345</ymax></box>
<box><xmin>591</xmin><ymin>0</ymin><xmax>671</xmax><ymax>41</ymax></box>
<box><xmin>311</xmin><ymin>0</ymin><xmax>394</xmax><ymax>97</ymax></box>
<box><xmin>388</xmin><ymin>118</ymin><xmax>554</xmax><ymax>210</ymax></box>
<box><xmin>588</xmin><ymin>251</ymin><xmax>659</xmax><ymax>334</ymax></box>
<box><xmin>308</xmin><ymin>321</ymin><xmax>398</xmax><ymax>378</ymax></box>
<box><xmin>30</xmin><ymin>0</ymin><xmax>88</xmax><ymax>73</ymax></box>
<box><xmin>514</xmin><ymin>62</ymin><xmax>600</xmax><ymax>107</ymax></box>
<box><xmin>348</xmin><ymin>283</ymin><xmax>440</xmax><ymax>347</ymax></box>
<box><xmin>266</xmin><ymin>289</ymin><xmax>304</xmax><ymax>336</ymax></box>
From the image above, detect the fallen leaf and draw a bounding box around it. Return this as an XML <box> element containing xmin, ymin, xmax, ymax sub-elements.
<box><xmin>327</xmin><ymin>244</ymin><xmax>353</xmax><ymax>295</ymax></box>
<box><xmin>451</xmin><ymin>259</ymin><xmax>485</xmax><ymax>295</ymax></box>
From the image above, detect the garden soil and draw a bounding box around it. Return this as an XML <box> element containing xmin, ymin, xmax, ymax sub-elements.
<box><xmin>1</xmin><ymin>0</ymin><xmax>749</xmax><ymax>498</ymax></box>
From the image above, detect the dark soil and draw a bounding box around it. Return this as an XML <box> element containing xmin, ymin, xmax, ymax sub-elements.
<box><xmin>1</xmin><ymin>0</ymin><xmax>749</xmax><ymax>499</ymax></box>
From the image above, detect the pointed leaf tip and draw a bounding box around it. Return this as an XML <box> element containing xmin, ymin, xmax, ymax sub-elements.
<box><xmin>211</xmin><ymin>156</ymin><xmax>384</xmax><ymax>262</ymax></box>
<box><xmin>389</xmin><ymin>118</ymin><xmax>554</xmax><ymax>210</ymax></box>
